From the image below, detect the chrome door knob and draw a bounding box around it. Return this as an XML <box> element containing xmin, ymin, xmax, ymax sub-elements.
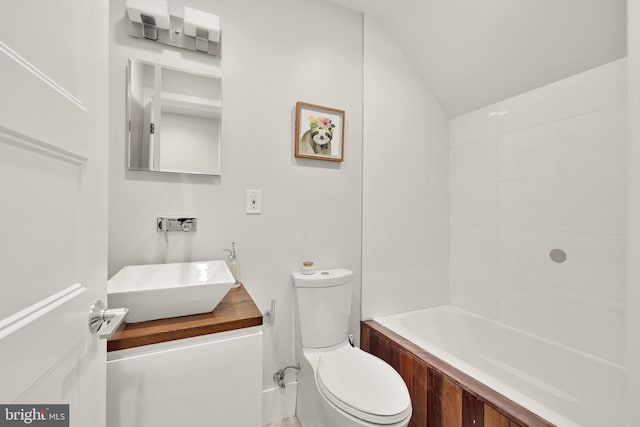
<box><xmin>88</xmin><ymin>300</ymin><xmax>129</xmax><ymax>339</ymax></box>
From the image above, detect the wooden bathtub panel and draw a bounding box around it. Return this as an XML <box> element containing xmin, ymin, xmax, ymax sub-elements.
<box><xmin>367</xmin><ymin>325</ymin><xmax>378</xmax><ymax>355</ymax></box>
<box><xmin>390</xmin><ymin>340</ymin><xmax>414</xmax><ymax>394</ymax></box>
<box><xmin>361</xmin><ymin>320</ymin><xmax>556</xmax><ymax>427</ymax></box>
<box><xmin>368</xmin><ymin>326</ymin><xmax>392</xmax><ymax>365</ymax></box>
<box><xmin>485</xmin><ymin>405</ymin><xmax>510</xmax><ymax>427</ymax></box>
<box><xmin>361</xmin><ymin>321</ymin><xmax>370</xmax><ymax>351</ymax></box>
<box><xmin>443</xmin><ymin>377</ymin><xmax>462</xmax><ymax>427</ymax></box>
<box><xmin>427</xmin><ymin>368</ymin><xmax>443</xmax><ymax>427</ymax></box>
<box><xmin>462</xmin><ymin>390</ymin><xmax>484</xmax><ymax>427</ymax></box>
<box><xmin>378</xmin><ymin>334</ymin><xmax>392</xmax><ymax>364</ymax></box>
<box><xmin>411</xmin><ymin>358</ymin><xmax>428</xmax><ymax>427</ymax></box>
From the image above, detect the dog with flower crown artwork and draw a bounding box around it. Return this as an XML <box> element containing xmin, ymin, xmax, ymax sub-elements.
<box><xmin>299</xmin><ymin>115</ymin><xmax>336</xmax><ymax>156</ymax></box>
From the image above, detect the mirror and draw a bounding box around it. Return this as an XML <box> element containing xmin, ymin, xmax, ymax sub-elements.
<box><xmin>127</xmin><ymin>58</ymin><xmax>222</xmax><ymax>176</ymax></box>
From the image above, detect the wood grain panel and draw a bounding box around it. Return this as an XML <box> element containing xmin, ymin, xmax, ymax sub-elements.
<box><xmin>390</xmin><ymin>340</ymin><xmax>413</xmax><ymax>394</ymax></box>
<box><xmin>361</xmin><ymin>322</ymin><xmax>371</xmax><ymax>352</ymax></box>
<box><xmin>410</xmin><ymin>358</ymin><xmax>428</xmax><ymax>427</ymax></box>
<box><xmin>485</xmin><ymin>405</ymin><xmax>510</xmax><ymax>427</ymax></box>
<box><xmin>462</xmin><ymin>390</ymin><xmax>484</xmax><ymax>427</ymax></box>
<box><xmin>443</xmin><ymin>376</ymin><xmax>462</xmax><ymax>427</ymax></box>
<box><xmin>108</xmin><ymin>285</ymin><xmax>262</xmax><ymax>351</ymax></box>
<box><xmin>428</xmin><ymin>368</ymin><xmax>443</xmax><ymax>427</ymax></box>
<box><xmin>368</xmin><ymin>325</ymin><xmax>379</xmax><ymax>356</ymax></box>
<box><xmin>378</xmin><ymin>334</ymin><xmax>392</xmax><ymax>364</ymax></box>
<box><xmin>509</xmin><ymin>421</ymin><xmax>522</xmax><ymax>427</ymax></box>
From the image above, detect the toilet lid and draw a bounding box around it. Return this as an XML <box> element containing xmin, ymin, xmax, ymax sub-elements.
<box><xmin>317</xmin><ymin>346</ymin><xmax>411</xmax><ymax>425</ymax></box>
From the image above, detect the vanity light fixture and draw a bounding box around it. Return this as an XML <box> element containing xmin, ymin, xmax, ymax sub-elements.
<box><xmin>183</xmin><ymin>7</ymin><xmax>220</xmax><ymax>53</ymax></box>
<box><xmin>125</xmin><ymin>0</ymin><xmax>170</xmax><ymax>41</ymax></box>
<box><xmin>125</xmin><ymin>0</ymin><xmax>221</xmax><ymax>56</ymax></box>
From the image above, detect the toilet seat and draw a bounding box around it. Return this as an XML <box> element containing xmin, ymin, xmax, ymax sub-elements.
<box><xmin>316</xmin><ymin>346</ymin><xmax>412</xmax><ymax>425</ymax></box>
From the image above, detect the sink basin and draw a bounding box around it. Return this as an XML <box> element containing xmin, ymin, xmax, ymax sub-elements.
<box><xmin>108</xmin><ymin>260</ymin><xmax>235</xmax><ymax>323</ymax></box>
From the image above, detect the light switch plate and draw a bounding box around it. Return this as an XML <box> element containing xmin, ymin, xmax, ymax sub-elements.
<box><xmin>246</xmin><ymin>189</ymin><xmax>262</xmax><ymax>214</ymax></box>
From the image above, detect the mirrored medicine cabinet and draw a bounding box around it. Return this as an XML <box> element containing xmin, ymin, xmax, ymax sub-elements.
<box><xmin>127</xmin><ymin>58</ymin><xmax>222</xmax><ymax>176</ymax></box>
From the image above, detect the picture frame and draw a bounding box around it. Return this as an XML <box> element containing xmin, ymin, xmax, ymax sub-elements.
<box><xmin>295</xmin><ymin>101</ymin><xmax>345</xmax><ymax>162</ymax></box>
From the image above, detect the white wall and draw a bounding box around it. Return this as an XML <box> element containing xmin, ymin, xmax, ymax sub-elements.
<box><xmin>626</xmin><ymin>0</ymin><xmax>640</xmax><ymax>424</ymax></box>
<box><xmin>361</xmin><ymin>16</ymin><xmax>450</xmax><ymax>319</ymax></box>
<box><xmin>450</xmin><ymin>59</ymin><xmax>627</xmax><ymax>364</ymax></box>
<box><xmin>108</xmin><ymin>0</ymin><xmax>363</xmax><ymax>414</ymax></box>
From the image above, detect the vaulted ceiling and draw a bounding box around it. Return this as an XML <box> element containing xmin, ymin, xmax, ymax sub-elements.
<box><xmin>333</xmin><ymin>0</ymin><xmax>627</xmax><ymax>117</ymax></box>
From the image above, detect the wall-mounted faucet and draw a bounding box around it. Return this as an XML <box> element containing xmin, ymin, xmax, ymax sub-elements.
<box><xmin>157</xmin><ymin>217</ymin><xmax>197</xmax><ymax>242</ymax></box>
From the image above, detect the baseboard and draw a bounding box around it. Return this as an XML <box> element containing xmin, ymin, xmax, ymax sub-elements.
<box><xmin>262</xmin><ymin>381</ymin><xmax>297</xmax><ymax>426</ymax></box>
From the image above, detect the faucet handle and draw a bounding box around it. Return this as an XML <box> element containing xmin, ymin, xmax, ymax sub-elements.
<box><xmin>157</xmin><ymin>217</ymin><xmax>197</xmax><ymax>233</ymax></box>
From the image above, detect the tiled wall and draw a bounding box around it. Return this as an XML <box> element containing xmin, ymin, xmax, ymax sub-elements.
<box><xmin>450</xmin><ymin>59</ymin><xmax>627</xmax><ymax>364</ymax></box>
<box><xmin>361</xmin><ymin>16</ymin><xmax>450</xmax><ymax>319</ymax></box>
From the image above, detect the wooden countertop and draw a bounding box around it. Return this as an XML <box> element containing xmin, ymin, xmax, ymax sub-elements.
<box><xmin>107</xmin><ymin>284</ymin><xmax>263</xmax><ymax>352</ymax></box>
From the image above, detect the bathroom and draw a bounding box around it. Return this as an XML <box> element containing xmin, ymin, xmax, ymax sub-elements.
<box><xmin>1</xmin><ymin>0</ymin><xmax>638</xmax><ymax>426</ymax></box>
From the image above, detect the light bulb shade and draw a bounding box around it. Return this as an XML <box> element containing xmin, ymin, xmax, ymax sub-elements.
<box><xmin>126</xmin><ymin>0</ymin><xmax>170</xmax><ymax>30</ymax></box>
<box><xmin>183</xmin><ymin>7</ymin><xmax>221</xmax><ymax>43</ymax></box>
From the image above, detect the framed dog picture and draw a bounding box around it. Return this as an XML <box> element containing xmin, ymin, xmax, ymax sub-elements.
<box><xmin>295</xmin><ymin>101</ymin><xmax>345</xmax><ymax>162</ymax></box>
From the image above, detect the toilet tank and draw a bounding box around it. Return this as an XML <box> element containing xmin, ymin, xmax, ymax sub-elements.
<box><xmin>293</xmin><ymin>268</ymin><xmax>353</xmax><ymax>349</ymax></box>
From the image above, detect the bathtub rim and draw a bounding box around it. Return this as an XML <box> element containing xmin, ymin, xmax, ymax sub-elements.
<box><xmin>379</xmin><ymin>304</ymin><xmax>624</xmax><ymax>370</ymax></box>
<box><xmin>373</xmin><ymin>304</ymin><xmax>626</xmax><ymax>427</ymax></box>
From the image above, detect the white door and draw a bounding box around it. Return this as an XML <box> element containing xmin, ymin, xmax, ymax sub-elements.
<box><xmin>0</xmin><ymin>1</ymin><xmax>109</xmax><ymax>426</ymax></box>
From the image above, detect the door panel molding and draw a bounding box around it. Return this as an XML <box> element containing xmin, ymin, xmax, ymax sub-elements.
<box><xmin>0</xmin><ymin>284</ymin><xmax>88</xmax><ymax>402</ymax></box>
<box><xmin>0</xmin><ymin>283</ymin><xmax>86</xmax><ymax>339</ymax></box>
<box><xmin>0</xmin><ymin>126</ymin><xmax>87</xmax><ymax>318</ymax></box>
<box><xmin>0</xmin><ymin>126</ymin><xmax>87</xmax><ymax>165</ymax></box>
<box><xmin>0</xmin><ymin>41</ymin><xmax>86</xmax><ymax>111</ymax></box>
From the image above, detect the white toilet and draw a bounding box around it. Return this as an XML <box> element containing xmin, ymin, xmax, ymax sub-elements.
<box><xmin>293</xmin><ymin>268</ymin><xmax>412</xmax><ymax>427</ymax></box>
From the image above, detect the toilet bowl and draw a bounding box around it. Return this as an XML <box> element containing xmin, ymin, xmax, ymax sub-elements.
<box><xmin>299</xmin><ymin>342</ymin><xmax>412</xmax><ymax>427</ymax></box>
<box><xmin>293</xmin><ymin>269</ymin><xmax>412</xmax><ymax>427</ymax></box>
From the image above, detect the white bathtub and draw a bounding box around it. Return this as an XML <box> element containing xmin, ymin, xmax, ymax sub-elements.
<box><xmin>375</xmin><ymin>305</ymin><xmax>624</xmax><ymax>427</ymax></box>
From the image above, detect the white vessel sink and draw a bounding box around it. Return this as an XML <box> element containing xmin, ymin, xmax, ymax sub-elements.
<box><xmin>108</xmin><ymin>260</ymin><xmax>235</xmax><ymax>323</ymax></box>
